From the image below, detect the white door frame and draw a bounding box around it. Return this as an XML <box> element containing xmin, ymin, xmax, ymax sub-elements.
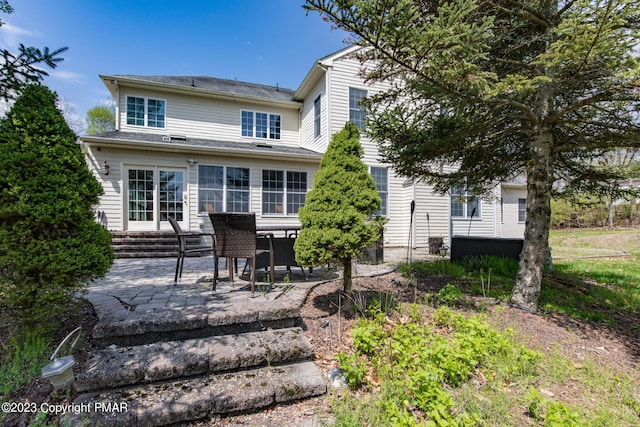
<box><xmin>124</xmin><ymin>165</ymin><xmax>187</xmax><ymax>231</ymax></box>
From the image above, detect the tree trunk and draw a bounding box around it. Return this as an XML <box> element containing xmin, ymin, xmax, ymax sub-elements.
<box><xmin>608</xmin><ymin>194</ymin><xmax>614</xmax><ymax>230</ymax></box>
<box><xmin>630</xmin><ymin>188</ymin><xmax>636</xmax><ymax>224</ymax></box>
<box><xmin>511</xmin><ymin>127</ymin><xmax>554</xmax><ymax>312</ymax></box>
<box><xmin>342</xmin><ymin>256</ymin><xmax>352</xmax><ymax>293</ymax></box>
<box><xmin>511</xmin><ymin>2</ymin><xmax>556</xmax><ymax>312</ymax></box>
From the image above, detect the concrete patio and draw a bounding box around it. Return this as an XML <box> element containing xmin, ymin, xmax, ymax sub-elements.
<box><xmin>84</xmin><ymin>246</ymin><xmax>432</xmax><ymax>343</ymax></box>
<box><xmin>69</xmin><ymin>247</ymin><xmax>434</xmax><ymax>426</ymax></box>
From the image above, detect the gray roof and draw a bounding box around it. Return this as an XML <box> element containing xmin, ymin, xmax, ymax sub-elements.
<box><xmin>107</xmin><ymin>75</ymin><xmax>297</xmax><ymax>103</ymax></box>
<box><xmin>83</xmin><ymin>131</ymin><xmax>322</xmax><ymax>161</ymax></box>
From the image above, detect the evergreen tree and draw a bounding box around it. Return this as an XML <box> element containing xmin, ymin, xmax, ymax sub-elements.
<box><xmin>0</xmin><ymin>84</ymin><xmax>114</xmax><ymax>324</ymax></box>
<box><xmin>294</xmin><ymin>122</ymin><xmax>382</xmax><ymax>292</ymax></box>
<box><xmin>0</xmin><ymin>1</ymin><xmax>67</xmax><ymax>100</ymax></box>
<box><xmin>306</xmin><ymin>0</ymin><xmax>640</xmax><ymax>311</ymax></box>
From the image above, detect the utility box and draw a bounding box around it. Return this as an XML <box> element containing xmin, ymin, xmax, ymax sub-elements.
<box><xmin>428</xmin><ymin>237</ymin><xmax>444</xmax><ymax>255</ymax></box>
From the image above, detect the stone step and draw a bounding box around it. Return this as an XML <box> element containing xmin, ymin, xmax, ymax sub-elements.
<box><xmin>69</xmin><ymin>361</ymin><xmax>326</xmax><ymax>427</ymax></box>
<box><xmin>112</xmin><ymin>245</ymin><xmax>177</xmax><ymax>252</ymax></box>
<box><xmin>76</xmin><ymin>328</ymin><xmax>313</xmax><ymax>393</ymax></box>
<box><xmin>112</xmin><ymin>251</ymin><xmax>177</xmax><ymax>258</ymax></box>
<box><xmin>110</xmin><ymin>231</ymin><xmax>211</xmax><ymax>259</ymax></box>
<box><xmin>89</xmin><ymin>292</ymin><xmax>307</xmax><ymax>347</ymax></box>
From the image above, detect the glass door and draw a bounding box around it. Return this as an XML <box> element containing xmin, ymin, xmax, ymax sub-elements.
<box><xmin>126</xmin><ymin>167</ymin><xmax>186</xmax><ymax>230</ymax></box>
<box><xmin>158</xmin><ymin>169</ymin><xmax>185</xmax><ymax>229</ymax></box>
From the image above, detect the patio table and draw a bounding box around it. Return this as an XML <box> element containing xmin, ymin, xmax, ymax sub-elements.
<box><xmin>255</xmin><ymin>225</ymin><xmax>305</xmax><ymax>278</ymax></box>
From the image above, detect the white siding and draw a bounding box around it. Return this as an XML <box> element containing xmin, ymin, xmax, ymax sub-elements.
<box><xmin>299</xmin><ymin>78</ymin><xmax>327</xmax><ymax>153</ymax></box>
<box><xmin>118</xmin><ymin>88</ymin><xmax>301</xmax><ymax>147</ymax></box>
<box><xmin>500</xmin><ymin>186</ymin><xmax>527</xmax><ymax>238</ymax></box>
<box><xmin>413</xmin><ymin>183</ymin><xmax>452</xmax><ymax>248</ymax></box>
<box><xmin>85</xmin><ymin>145</ymin><xmax>124</xmax><ymax>231</ymax></box>
<box><xmin>85</xmin><ymin>143</ymin><xmax>317</xmax><ymax>232</ymax></box>
<box><xmin>87</xmin><ymin>47</ymin><xmax>526</xmax><ymax>244</ymax></box>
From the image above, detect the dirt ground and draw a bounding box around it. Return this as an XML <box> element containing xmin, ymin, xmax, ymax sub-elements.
<box><xmin>214</xmin><ymin>269</ymin><xmax>640</xmax><ymax>426</ymax></box>
<box><xmin>3</xmin><ymin>269</ymin><xmax>639</xmax><ymax>427</ymax></box>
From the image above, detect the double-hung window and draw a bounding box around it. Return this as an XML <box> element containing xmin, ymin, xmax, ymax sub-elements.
<box><xmin>262</xmin><ymin>170</ymin><xmax>307</xmax><ymax>215</ymax></box>
<box><xmin>314</xmin><ymin>95</ymin><xmax>321</xmax><ymax>138</ymax></box>
<box><xmin>241</xmin><ymin>110</ymin><xmax>281</xmax><ymax>139</ymax></box>
<box><xmin>349</xmin><ymin>87</ymin><xmax>367</xmax><ymax>129</ymax></box>
<box><xmin>198</xmin><ymin>165</ymin><xmax>250</xmax><ymax>213</ymax></box>
<box><xmin>518</xmin><ymin>198</ymin><xmax>527</xmax><ymax>222</ymax></box>
<box><xmin>451</xmin><ymin>186</ymin><xmax>480</xmax><ymax>219</ymax></box>
<box><xmin>126</xmin><ymin>96</ymin><xmax>165</xmax><ymax>128</ymax></box>
<box><xmin>370</xmin><ymin>167</ymin><xmax>388</xmax><ymax>216</ymax></box>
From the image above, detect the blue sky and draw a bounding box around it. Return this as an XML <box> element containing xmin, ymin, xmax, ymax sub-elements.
<box><xmin>0</xmin><ymin>0</ymin><xmax>348</xmax><ymax>129</ymax></box>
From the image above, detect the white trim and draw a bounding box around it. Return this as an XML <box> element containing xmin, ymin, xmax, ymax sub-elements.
<box><xmin>125</xmin><ymin>94</ymin><xmax>167</xmax><ymax>130</ymax></box>
<box><xmin>260</xmin><ymin>168</ymin><xmax>308</xmax><ymax>217</ymax></box>
<box><xmin>240</xmin><ymin>109</ymin><xmax>282</xmax><ymax>140</ymax></box>
<box><xmin>196</xmin><ymin>164</ymin><xmax>252</xmax><ymax>215</ymax></box>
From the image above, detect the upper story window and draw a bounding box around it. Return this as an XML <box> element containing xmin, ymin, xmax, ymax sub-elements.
<box><xmin>262</xmin><ymin>170</ymin><xmax>307</xmax><ymax>215</ymax></box>
<box><xmin>314</xmin><ymin>95</ymin><xmax>321</xmax><ymax>138</ymax></box>
<box><xmin>126</xmin><ymin>96</ymin><xmax>165</xmax><ymax>128</ymax></box>
<box><xmin>451</xmin><ymin>186</ymin><xmax>481</xmax><ymax>219</ymax></box>
<box><xmin>518</xmin><ymin>198</ymin><xmax>527</xmax><ymax>222</ymax></box>
<box><xmin>349</xmin><ymin>87</ymin><xmax>367</xmax><ymax>129</ymax></box>
<box><xmin>370</xmin><ymin>167</ymin><xmax>388</xmax><ymax>216</ymax></box>
<box><xmin>241</xmin><ymin>110</ymin><xmax>281</xmax><ymax>140</ymax></box>
<box><xmin>198</xmin><ymin>165</ymin><xmax>250</xmax><ymax>214</ymax></box>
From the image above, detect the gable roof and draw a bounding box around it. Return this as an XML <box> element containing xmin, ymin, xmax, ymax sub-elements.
<box><xmin>101</xmin><ymin>75</ymin><xmax>299</xmax><ymax>107</ymax></box>
<box><xmin>102</xmin><ymin>47</ymin><xmax>362</xmax><ymax>106</ymax></box>
<box><xmin>294</xmin><ymin>45</ymin><xmax>362</xmax><ymax>100</ymax></box>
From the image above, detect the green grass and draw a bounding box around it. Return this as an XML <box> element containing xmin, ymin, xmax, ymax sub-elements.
<box><xmin>330</xmin><ymin>229</ymin><xmax>640</xmax><ymax>425</ymax></box>
<box><xmin>399</xmin><ymin>256</ymin><xmax>519</xmax><ymax>301</ymax></box>
<box><xmin>401</xmin><ymin>229</ymin><xmax>640</xmax><ymax>326</ymax></box>
<box><xmin>544</xmin><ymin>229</ymin><xmax>640</xmax><ymax>323</ymax></box>
<box><xmin>0</xmin><ymin>327</ymin><xmax>51</xmax><ymax>399</ymax></box>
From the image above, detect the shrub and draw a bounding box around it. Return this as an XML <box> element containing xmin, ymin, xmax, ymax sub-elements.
<box><xmin>0</xmin><ymin>85</ymin><xmax>114</xmax><ymax>325</ymax></box>
<box><xmin>294</xmin><ymin>122</ymin><xmax>382</xmax><ymax>292</ymax></box>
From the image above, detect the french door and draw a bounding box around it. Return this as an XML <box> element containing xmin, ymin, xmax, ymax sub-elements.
<box><xmin>126</xmin><ymin>166</ymin><xmax>186</xmax><ymax>231</ymax></box>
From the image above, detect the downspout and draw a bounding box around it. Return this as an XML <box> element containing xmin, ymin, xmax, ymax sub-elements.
<box><xmin>114</xmin><ymin>80</ymin><xmax>121</xmax><ymax>130</ymax></box>
<box><xmin>324</xmin><ymin>64</ymin><xmax>331</xmax><ymax>146</ymax></box>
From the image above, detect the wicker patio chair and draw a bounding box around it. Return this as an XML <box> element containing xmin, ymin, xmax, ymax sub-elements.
<box><xmin>168</xmin><ymin>217</ymin><xmax>214</xmax><ymax>284</ymax></box>
<box><xmin>209</xmin><ymin>213</ymin><xmax>274</xmax><ymax>293</ymax></box>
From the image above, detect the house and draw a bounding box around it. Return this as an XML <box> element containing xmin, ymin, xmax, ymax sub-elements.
<box><xmin>81</xmin><ymin>46</ymin><xmax>526</xmax><ymax>251</ymax></box>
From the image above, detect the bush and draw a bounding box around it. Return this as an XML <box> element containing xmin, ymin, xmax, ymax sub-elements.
<box><xmin>294</xmin><ymin>123</ymin><xmax>382</xmax><ymax>292</ymax></box>
<box><xmin>0</xmin><ymin>85</ymin><xmax>113</xmax><ymax>325</ymax></box>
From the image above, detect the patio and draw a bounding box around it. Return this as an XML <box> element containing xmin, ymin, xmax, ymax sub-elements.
<box><xmin>84</xmin><ymin>247</ymin><xmax>429</xmax><ymax>343</ymax></box>
<box><xmin>70</xmin><ymin>247</ymin><xmax>431</xmax><ymax>426</ymax></box>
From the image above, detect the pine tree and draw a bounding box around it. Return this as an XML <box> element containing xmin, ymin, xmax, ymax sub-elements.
<box><xmin>0</xmin><ymin>1</ymin><xmax>67</xmax><ymax>100</ymax></box>
<box><xmin>306</xmin><ymin>0</ymin><xmax>640</xmax><ymax>310</ymax></box>
<box><xmin>0</xmin><ymin>84</ymin><xmax>114</xmax><ymax>324</ymax></box>
<box><xmin>294</xmin><ymin>122</ymin><xmax>382</xmax><ymax>292</ymax></box>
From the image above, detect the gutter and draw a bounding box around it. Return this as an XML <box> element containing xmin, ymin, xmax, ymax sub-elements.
<box><xmin>82</xmin><ymin>136</ymin><xmax>322</xmax><ymax>163</ymax></box>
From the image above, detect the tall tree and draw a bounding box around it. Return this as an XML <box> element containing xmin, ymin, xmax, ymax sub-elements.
<box><xmin>305</xmin><ymin>0</ymin><xmax>640</xmax><ymax>311</ymax></box>
<box><xmin>0</xmin><ymin>0</ymin><xmax>67</xmax><ymax>100</ymax></box>
<box><xmin>86</xmin><ymin>103</ymin><xmax>115</xmax><ymax>134</ymax></box>
<box><xmin>0</xmin><ymin>84</ymin><xmax>114</xmax><ymax>324</ymax></box>
<box><xmin>294</xmin><ymin>122</ymin><xmax>382</xmax><ymax>292</ymax></box>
